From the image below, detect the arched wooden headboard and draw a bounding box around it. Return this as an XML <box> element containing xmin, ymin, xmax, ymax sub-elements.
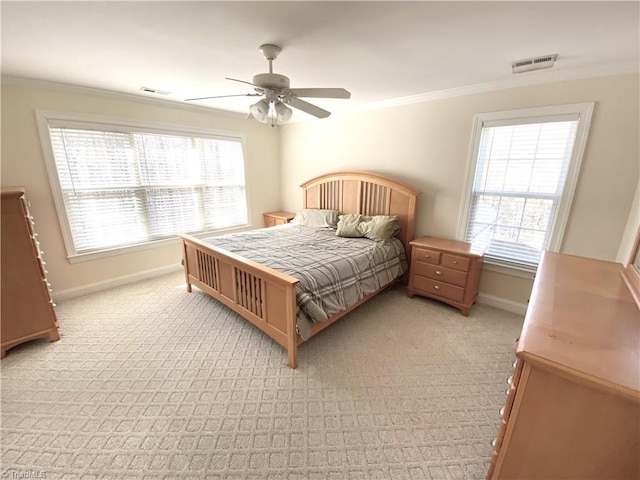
<box><xmin>300</xmin><ymin>171</ymin><xmax>420</xmax><ymax>257</ymax></box>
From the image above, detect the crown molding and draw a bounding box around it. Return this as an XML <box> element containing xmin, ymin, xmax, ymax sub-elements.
<box><xmin>337</xmin><ymin>60</ymin><xmax>640</xmax><ymax>115</ymax></box>
<box><xmin>3</xmin><ymin>59</ymin><xmax>638</xmax><ymax>122</ymax></box>
<box><xmin>0</xmin><ymin>75</ymin><xmax>247</xmax><ymax>120</ymax></box>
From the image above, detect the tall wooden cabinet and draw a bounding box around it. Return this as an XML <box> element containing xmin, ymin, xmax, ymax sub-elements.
<box><xmin>1</xmin><ymin>188</ymin><xmax>59</xmax><ymax>358</ymax></box>
<box><xmin>487</xmin><ymin>252</ymin><xmax>640</xmax><ymax>479</ymax></box>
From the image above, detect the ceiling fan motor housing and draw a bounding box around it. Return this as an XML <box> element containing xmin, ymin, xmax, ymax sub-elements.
<box><xmin>253</xmin><ymin>73</ymin><xmax>290</xmax><ymax>91</ymax></box>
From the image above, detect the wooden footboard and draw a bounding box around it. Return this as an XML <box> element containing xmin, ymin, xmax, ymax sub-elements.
<box><xmin>180</xmin><ymin>234</ymin><xmax>301</xmax><ymax>368</ymax></box>
<box><xmin>181</xmin><ymin>233</ymin><xmax>399</xmax><ymax>368</ymax></box>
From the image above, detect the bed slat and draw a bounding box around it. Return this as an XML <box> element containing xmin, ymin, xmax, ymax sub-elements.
<box><xmin>320</xmin><ymin>180</ymin><xmax>341</xmax><ymax>210</ymax></box>
<box><xmin>197</xmin><ymin>250</ymin><xmax>219</xmax><ymax>291</ymax></box>
<box><xmin>362</xmin><ymin>182</ymin><xmax>389</xmax><ymax>216</ymax></box>
<box><xmin>235</xmin><ymin>268</ymin><xmax>265</xmax><ymax>320</ymax></box>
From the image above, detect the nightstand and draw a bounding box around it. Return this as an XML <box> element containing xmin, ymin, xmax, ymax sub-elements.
<box><xmin>407</xmin><ymin>236</ymin><xmax>485</xmax><ymax>316</ymax></box>
<box><xmin>263</xmin><ymin>211</ymin><xmax>295</xmax><ymax>227</ymax></box>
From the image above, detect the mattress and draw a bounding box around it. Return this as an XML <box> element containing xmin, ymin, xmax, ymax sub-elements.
<box><xmin>203</xmin><ymin>224</ymin><xmax>407</xmax><ymax>339</ymax></box>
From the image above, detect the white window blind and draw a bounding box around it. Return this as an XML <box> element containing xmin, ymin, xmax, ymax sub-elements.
<box><xmin>47</xmin><ymin>124</ymin><xmax>248</xmax><ymax>255</ymax></box>
<box><xmin>461</xmin><ymin>104</ymin><xmax>593</xmax><ymax>268</ymax></box>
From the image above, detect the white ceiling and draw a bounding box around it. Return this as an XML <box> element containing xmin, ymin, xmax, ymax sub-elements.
<box><xmin>2</xmin><ymin>1</ymin><xmax>639</xmax><ymax>121</ymax></box>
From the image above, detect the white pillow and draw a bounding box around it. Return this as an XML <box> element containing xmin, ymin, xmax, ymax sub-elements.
<box><xmin>291</xmin><ymin>209</ymin><xmax>339</xmax><ymax>227</ymax></box>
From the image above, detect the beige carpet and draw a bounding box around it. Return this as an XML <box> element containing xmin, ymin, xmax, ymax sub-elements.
<box><xmin>1</xmin><ymin>272</ymin><xmax>523</xmax><ymax>480</ymax></box>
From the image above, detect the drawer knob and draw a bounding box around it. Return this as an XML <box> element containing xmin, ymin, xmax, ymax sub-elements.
<box><xmin>424</xmin><ymin>255</ymin><xmax>429</xmax><ymax>259</ymax></box>
<box><xmin>435</xmin><ymin>270</ymin><xmax>442</xmax><ymax>276</ymax></box>
<box><xmin>453</xmin><ymin>260</ymin><xmax>458</xmax><ymax>264</ymax></box>
<box><xmin>507</xmin><ymin>375</ymin><xmax>513</xmax><ymax>385</ymax></box>
<box><xmin>500</xmin><ymin>406</ymin><xmax>505</xmax><ymax>416</ymax></box>
<box><xmin>433</xmin><ymin>285</ymin><xmax>440</xmax><ymax>290</ymax></box>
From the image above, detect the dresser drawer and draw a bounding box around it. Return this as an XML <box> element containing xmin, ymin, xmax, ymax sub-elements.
<box><xmin>413</xmin><ymin>247</ymin><xmax>441</xmax><ymax>265</ymax></box>
<box><xmin>412</xmin><ymin>262</ymin><xmax>467</xmax><ymax>287</ymax></box>
<box><xmin>442</xmin><ymin>253</ymin><xmax>470</xmax><ymax>272</ymax></box>
<box><xmin>411</xmin><ymin>275</ymin><xmax>465</xmax><ymax>302</ymax></box>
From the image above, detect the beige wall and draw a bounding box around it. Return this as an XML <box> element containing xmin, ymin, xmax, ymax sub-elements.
<box><xmin>617</xmin><ymin>180</ymin><xmax>640</xmax><ymax>264</ymax></box>
<box><xmin>1</xmin><ymin>82</ymin><xmax>281</xmax><ymax>296</ymax></box>
<box><xmin>3</xmin><ymin>74</ymin><xmax>638</xmax><ymax>308</ymax></box>
<box><xmin>279</xmin><ymin>73</ymin><xmax>640</xmax><ymax>308</ymax></box>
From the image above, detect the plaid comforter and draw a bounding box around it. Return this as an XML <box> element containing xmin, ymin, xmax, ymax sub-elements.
<box><xmin>203</xmin><ymin>224</ymin><xmax>407</xmax><ymax>339</ymax></box>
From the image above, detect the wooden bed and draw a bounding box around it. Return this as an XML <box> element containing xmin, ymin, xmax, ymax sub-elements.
<box><xmin>180</xmin><ymin>171</ymin><xmax>419</xmax><ymax>368</ymax></box>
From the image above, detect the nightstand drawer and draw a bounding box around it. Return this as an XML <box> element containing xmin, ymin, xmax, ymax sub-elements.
<box><xmin>412</xmin><ymin>262</ymin><xmax>467</xmax><ymax>287</ymax></box>
<box><xmin>442</xmin><ymin>253</ymin><xmax>470</xmax><ymax>272</ymax></box>
<box><xmin>411</xmin><ymin>275</ymin><xmax>465</xmax><ymax>302</ymax></box>
<box><xmin>413</xmin><ymin>247</ymin><xmax>441</xmax><ymax>265</ymax></box>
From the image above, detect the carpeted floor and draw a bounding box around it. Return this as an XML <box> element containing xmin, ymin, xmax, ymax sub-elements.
<box><xmin>1</xmin><ymin>272</ymin><xmax>523</xmax><ymax>480</ymax></box>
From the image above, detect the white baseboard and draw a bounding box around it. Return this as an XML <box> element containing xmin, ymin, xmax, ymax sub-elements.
<box><xmin>53</xmin><ymin>264</ymin><xmax>183</xmax><ymax>302</ymax></box>
<box><xmin>477</xmin><ymin>292</ymin><xmax>528</xmax><ymax>316</ymax></box>
<box><xmin>52</xmin><ymin>264</ymin><xmax>528</xmax><ymax>316</ymax></box>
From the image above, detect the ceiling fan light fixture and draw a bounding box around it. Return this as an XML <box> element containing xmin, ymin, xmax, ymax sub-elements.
<box><xmin>249</xmin><ymin>99</ymin><xmax>270</xmax><ymax>123</ymax></box>
<box><xmin>274</xmin><ymin>101</ymin><xmax>293</xmax><ymax>124</ymax></box>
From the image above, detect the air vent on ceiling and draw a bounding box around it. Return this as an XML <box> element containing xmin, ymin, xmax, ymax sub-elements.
<box><xmin>512</xmin><ymin>54</ymin><xmax>558</xmax><ymax>74</ymax></box>
<box><xmin>140</xmin><ymin>87</ymin><xmax>171</xmax><ymax>95</ymax></box>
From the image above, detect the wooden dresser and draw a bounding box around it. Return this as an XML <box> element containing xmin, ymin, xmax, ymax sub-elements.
<box><xmin>263</xmin><ymin>211</ymin><xmax>295</xmax><ymax>227</ymax></box>
<box><xmin>487</xmin><ymin>252</ymin><xmax>640</xmax><ymax>479</ymax></box>
<box><xmin>1</xmin><ymin>188</ymin><xmax>59</xmax><ymax>358</ymax></box>
<box><xmin>407</xmin><ymin>236</ymin><xmax>485</xmax><ymax>315</ymax></box>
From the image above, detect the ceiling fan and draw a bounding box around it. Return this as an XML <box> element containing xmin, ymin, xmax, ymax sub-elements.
<box><xmin>185</xmin><ymin>44</ymin><xmax>351</xmax><ymax>126</ymax></box>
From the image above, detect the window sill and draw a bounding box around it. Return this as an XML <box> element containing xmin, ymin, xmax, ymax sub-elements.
<box><xmin>67</xmin><ymin>224</ymin><xmax>254</xmax><ymax>264</ymax></box>
<box><xmin>482</xmin><ymin>259</ymin><xmax>537</xmax><ymax>280</ymax></box>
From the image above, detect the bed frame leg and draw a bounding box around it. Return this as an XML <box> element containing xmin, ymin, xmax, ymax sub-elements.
<box><xmin>285</xmin><ymin>289</ymin><xmax>298</xmax><ymax>369</ymax></box>
<box><xmin>288</xmin><ymin>344</ymin><xmax>298</xmax><ymax>369</ymax></box>
<box><xmin>181</xmin><ymin>246</ymin><xmax>192</xmax><ymax>293</ymax></box>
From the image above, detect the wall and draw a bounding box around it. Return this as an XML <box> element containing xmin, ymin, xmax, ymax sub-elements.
<box><xmin>3</xmin><ymin>74</ymin><xmax>638</xmax><ymax>310</ymax></box>
<box><xmin>279</xmin><ymin>73</ymin><xmax>640</xmax><ymax>311</ymax></box>
<box><xmin>1</xmin><ymin>81</ymin><xmax>280</xmax><ymax>298</ymax></box>
<box><xmin>617</xmin><ymin>180</ymin><xmax>640</xmax><ymax>264</ymax></box>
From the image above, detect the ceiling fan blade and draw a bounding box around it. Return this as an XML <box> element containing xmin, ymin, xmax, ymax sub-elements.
<box><xmin>287</xmin><ymin>88</ymin><xmax>351</xmax><ymax>99</ymax></box>
<box><xmin>185</xmin><ymin>93</ymin><xmax>261</xmax><ymax>101</ymax></box>
<box><xmin>286</xmin><ymin>97</ymin><xmax>331</xmax><ymax>119</ymax></box>
<box><xmin>225</xmin><ymin>77</ymin><xmax>266</xmax><ymax>90</ymax></box>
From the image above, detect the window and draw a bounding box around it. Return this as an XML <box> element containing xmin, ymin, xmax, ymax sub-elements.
<box><xmin>37</xmin><ymin>112</ymin><xmax>249</xmax><ymax>261</ymax></box>
<box><xmin>459</xmin><ymin>103</ymin><xmax>594</xmax><ymax>269</ymax></box>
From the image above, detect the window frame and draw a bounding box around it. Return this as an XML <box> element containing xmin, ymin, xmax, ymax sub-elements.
<box><xmin>457</xmin><ymin>103</ymin><xmax>595</xmax><ymax>271</ymax></box>
<box><xmin>36</xmin><ymin>110</ymin><xmax>252</xmax><ymax>263</ymax></box>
